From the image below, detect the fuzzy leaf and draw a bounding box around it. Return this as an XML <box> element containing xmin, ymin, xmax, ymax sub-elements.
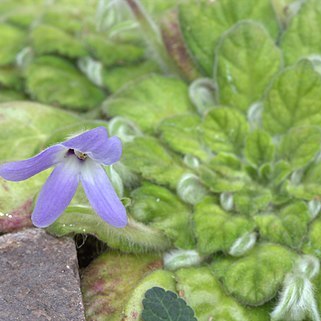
<box><xmin>31</xmin><ymin>24</ymin><xmax>86</xmax><ymax>58</ymax></box>
<box><xmin>281</xmin><ymin>0</ymin><xmax>321</xmax><ymax>65</ymax></box>
<box><xmin>103</xmin><ymin>61</ymin><xmax>160</xmax><ymax>93</ymax></box>
<box><xmin>263</xmin><ymin>60</ymin><xmax>321</xmax><ymax>135</ymax></box>
<box><xmin>102</xmin><ymin>75</ymin><xmax>194</xmax><ymax>133</ymax></box>
<box><xmin>47</xmin><ymin>206</ymin><xmax>171</xmax><ymax>253</ymax></box>
<box><xmin>175</xmin><ymin>267</ymin><xmax>270</xmax><ymax>321</ymax></box>
<box><xmin>245</xmin><ymin>130</ymin><xmax>274</xmax><ymax>167</ymax></box>
<box><xmin>158</xmin><ymin>114</ymin><xmax>207</xmax><ymax>160</ymax></box>
<box><xmin>217</xmin><ymin>243</ymin><xmax>297</xmax><ymax>306</ymax></box>
<box><xmin>234</xmin><ymin>186</ymin><xmax>272</xmax><ymax>216</ymax></box>
<box><xmin>25</xmin><ymin>56</ymin><xmax>105</xmax><ymax>111</ymax></box>
<box><xmin>122</xmin><ymin>136</ymin><xmax>185</xmax><ymax>189</ymax></box>
<box><xmin>86</xmin><ymin>34</ymin><xmax>145</xmax><ymax>67</ymax></box>
<box><xmin>0</xmin><ymin>23</ymin><xmax>25</xmax><ymax>66</ymax></box>
<box><xmin>215</xmin><ymin>21</ymin><xmax>282</xmax><ymax>112</ymax></box>
<box><xmin>278</xmin><ymin>126</ymin><xmax>321</xmax><ymax>169</ymax></box>
<box><xmin>255</xmin><ymin>202</ymin><xmax>310</xmax><ymax>248</ymax></box>
<box><xmin>202</xmin><ymin>107</ymin><xmax>248</xmax><ymax>155</ymax></box>
<box><xmin>194</xmin><ymin>198</ymin><xmax>255</xmax><ymax>255</ymax></box>
<box><xmin>303</xmin><ymin>216</ymin><xmax>321</xmax><ymax>259</ymax></box>
<box><xmin>142</xmin><ymin>287</ymin><xmax>197</xmax><ymax>321</ymax></box>
<box><xmin>179</xmin><ymin>0</ymin><xmax>279</xmax><ymax>75</ymax></box>
<box><xmin>131</xmin><ymin>183</ymin><xmax>195</xmax><ymax>249</ymax></box>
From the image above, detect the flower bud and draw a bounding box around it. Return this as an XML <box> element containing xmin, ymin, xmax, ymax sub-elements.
<box><xmin>220</xmin><ymin>192</ymin><xmax>234</xmax><ymax>211</ymax></box>
<box><xmin>78</xmin><ymin>57</ymin><xmax>103</xmax><ymax>87</ymax></box>
<box><xmin>247</xmin><ymin>102</ymin><xmax>263</xmax><ymax>129</ymax></box>
<box><xmin>177</xmin><ymin>173</ymin><xmax>207</xmax><ymax>205</ymax></box>
<box><xmin>308</xmin><ymin>199</ymin><xmax>321</xmax><ymax>219</ymax></box>
<box><xmin>189</xmin><ymin>78</ymin><xmax>217</xmax><ymax>115</ymax></box>
<box><xmin>163</xmin><ymin>249</ymin><xmax>201</xmax><ymax>271</ymax></box>
<box><xmin>183</xmin><ymin>154</ymin><xmax>200</xmax><ymax>169</ymax></box>
<box><xmin>228</xmin><ymin>232</ymin><xmax>256</xmax><ymax>257</ymax></box>
<box><xmin>108</xmin><ymin>116</ymin><xmax>142</xmax><ymax>142</ymax></box>
<box><xmin>105</xmin><ymin>165</ymin><xmax>124</xmax><ymax>198</ymax></box>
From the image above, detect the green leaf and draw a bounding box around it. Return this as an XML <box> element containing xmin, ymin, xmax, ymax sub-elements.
<box><xmin>86</xmin><ymin>34</ymin><xmax>145</xmax><ymax>67</ymax></box>
<box><xmin>194</xmin><ymin>198</ymin><xmax>255</xmax><ymax>255</ymax></box>
<box><xmin>131</xmin><ymin>183</ymin><xmax>195</xmax><ymax>249</ymax></box>
<box><xmin>47</xmin><ymin>206</ymin><xmax>171</xmax><ymax>253</ymax></box>
<box><xmin>202</xmin><ymin>107</ymin><xmax>248</xmax><ymax>155</ymax></box>
<box><xmin>234</xmin><ymin>185</ymin><xmax>272</xmax><ymax>216</ymax></box>
<box><xmin>245</xmin><ymin>130</ymin><xmax>274</xmax><ymax>167</ymax></box>
<box><xmin>122</xmin><ymin>136</ymin><xmax>185</xmax><ymax>189</ymax></box>
<box><xmin>0</xmin><ymin>23</ymin><xmax>25</xmax><ymax>66</ymax></box>
<box><xmin>199</xmin><ymin>155</ymin><xmax>249</xmax><ymax>193</ymax></box>
<box><xmin>281</xmin><ymin>0</ymin><xmax>321</xmax><ymax>65</ymax></box>
<box><xmin>31</xmin><ymin>24</ymin><xmax>87</xmax><ymax>58</ymax></box>
<box><xmin>175</xmin><ymin>267</ymin><xmax>270</xmax><ymax>321</ymax></box>
<box><xmin>278</xmin><ymin>126</ymin><xmax>321</xmax><ymax>169</ymax></box>
<box><xmin>215</xmin><ymin>21</ymin><xmax>282</xmax><ymax>113</ymax></box>
<box><xmin>25</xmin><ymin>56</ymin><xmax>105</xmax><ymax>111</ymax></box>
<box><xmin>102</xmin><ymin>74</ymin><xmax>195</xmax><ymax>133</ymax></box>
<box><xmin>158</xmin><ymin>114</ymin><xmax>208</xmax><ymax>160</ymax></box>
<box><xmin>0</xmin><ymin>102</ymin><xmax>81</xmax><ymax>215</ymax></box>
<box><xmin>303</xmin><ymin>216</ymin><xmax>321</xmax><ymax>259</ymax></box>
<box><xmin>216</xmin><ymin>243</ymin><xmax>297</xmax><ymax>306</ymax></box>
<box><xmin>81</xmin><ymin>251</ymin><xmax>165</xmax><ymax>321</ymax></box>
<box><xmin>263</xmin><ymin>60</ymin><xmax>321</xmax><ymax>135</ymax></box>
<box><xmin>103</xmin><ymin>61</ymin><xmax>160</xmax><ymax>93</ymax></box>
<box><xmin>179</xmin><ymin>0</ymin><xmax>279</xmax><ymax>75</ymax></box>
<box><xmin>255</xmin><ymin>202</ymin><xmax>310</xmax><ymax>248</ymax></box>
<box><xmin>142</xmin><ymin>287</ymin><xmax>197</xmax><ymax>321</ymax></box>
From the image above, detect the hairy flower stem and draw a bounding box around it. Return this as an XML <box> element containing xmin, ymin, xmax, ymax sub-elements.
<box><xmin>124</xmin><ymin>0</ymin><xmax>179</xmax><ymax>75</ymax></box>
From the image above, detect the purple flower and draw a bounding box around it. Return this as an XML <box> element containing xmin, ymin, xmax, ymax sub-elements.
<box><xmin>0</xmin><ymin>127</ymin><xmax>127</xmax><ymax>228</ymax></box>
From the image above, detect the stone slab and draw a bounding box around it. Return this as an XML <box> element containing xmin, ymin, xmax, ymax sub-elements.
<box><xmin>0</xmin><ymin>228</ymin><xmax>86</xmax><ymax>321</ymax></box>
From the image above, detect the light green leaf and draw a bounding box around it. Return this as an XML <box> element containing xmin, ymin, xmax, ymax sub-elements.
<box><xmin>86</xmin><ymin>34</ymin><xmax>145</xmax><ymax>67</ymax></box>
<box><xmin>202</xmin><ymin>107</ymin><xmax>248</xmax><ymax>155</ymax></box>
<box><xmin>234</xmin><ymin>185</ymin><xmax>272</xmax><ymax>216</ymax></box>
<box><xmin>25</xmin><ymin>56</ymin><xmax>105</xmax><ymax>111</ymax></box>
<box><xmin>142</xmin><ymin>287</ymin><xmax>197</xmax><ymax>321</ymax></box>
<box><xmin>278</xmin><ymin>126</ymin><xmax>321</xmax><ymax>169</ymax></box>
<box><xmin>0</xmin><ymin>23</ymin><xmax>25</xmax><ymax>66</ymax></box>
<box><xmin>31</xmin><ymin>24</ymin><xmax>86</xmax><ymax>58</ymax></box>
<box><xmin>103</xmin><ymin>61</ymin><xmax>160</xmax><ymax>93</ymax></box>
<box><xmin>194</xmin><ymin>198</ymin><xmax>255</xmax><ymax>255</ymax></box>
<box><xmin>81</xmin><ymin>251</ymin><xmax>165</xmax><ymax>321</ymax></box>
<box><xmin>179</xmin><ymin>0</ymin><xmax>279</xmax><ymax>75</ymax></box>
<box><xmin>47</xmin><ymin>206</ymin><xmax>171</xmax><ymax>253</ymax></box>
<box><xmin>263</xmin><ymin>60</ymin><xmax>321</xmax><ymax>135</ymax></box>
<box><xmin>131</xmin><ymin>183</ymin><xmax>195</xmax><ymax>249</ymax></box>
<box><xmin>303</xmin><ymin>216</ymin><xmax>321</xmax><ymax>259</ymax></box>
<box><xmin>175</xmin><ymin>267</ymin><xmax>270</xmax><ymax>321</ymax></box>
<box><xmin>102</xmin><ymin>75</ymin><xmax>194</xmax><ymax>133</ymax></box>
<box><xmin>255</xmin><ymin>202</ymin><xmax>310</xmax><ymax>248</ymax></box>
<box><xmin>215</xmin><ymin>21</ymin><xmax>282</xmax><ymax>112</ymax></box>
<box><xmin>122</xmin><ymin>136</ymin><xmax>185</xmax><ymax>189</ymax></box>
<box><xmin>281</xmin><ymin>0</ymin><xmax>321</xmax><ymax>65</ymax></box>
<box><xmin>217</xmin><ymin>243</ymin><xmax>297</xmax><ymax>306</ymax></box>
<box><xmin>245</xmin><ymin>130</ymin><xmax>275</xmax><ymax>167</ymax></box>
<box><xmin>158</xmin><ymin>114</ymin><xmax>208</xmax><ymax>161</ymax></box>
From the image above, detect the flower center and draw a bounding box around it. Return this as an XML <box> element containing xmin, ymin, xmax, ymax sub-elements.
<box><xmin>74</xmin><ymin>150</ymin><xmax>88</xmax><ymax>160</ymax></box>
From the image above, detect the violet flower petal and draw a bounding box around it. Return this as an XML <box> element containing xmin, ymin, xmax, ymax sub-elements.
<box><xmin>0</xmin><ymin>145</ymin><xmax>66</xmax><ymax>181</ymax></box>
<box><xmin>62</xmin><ymin>127</ymin><xmax>122</xmax><ymax>165</ymax></box>
<box><xmin>80</xmin><ymin>159</ymin><xmax>127</xmax><ymax>228</ymax></box>
<box><xmin>31</xmin><ymin>156</ymin><xmax>81</xmax><ymax>228</ymax></box>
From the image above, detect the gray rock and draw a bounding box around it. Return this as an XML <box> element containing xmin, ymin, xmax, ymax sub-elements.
<box><xmin>0</xmin><ymin>228</ymin><xmax>86</xmax><ymax>321</ymax></box>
